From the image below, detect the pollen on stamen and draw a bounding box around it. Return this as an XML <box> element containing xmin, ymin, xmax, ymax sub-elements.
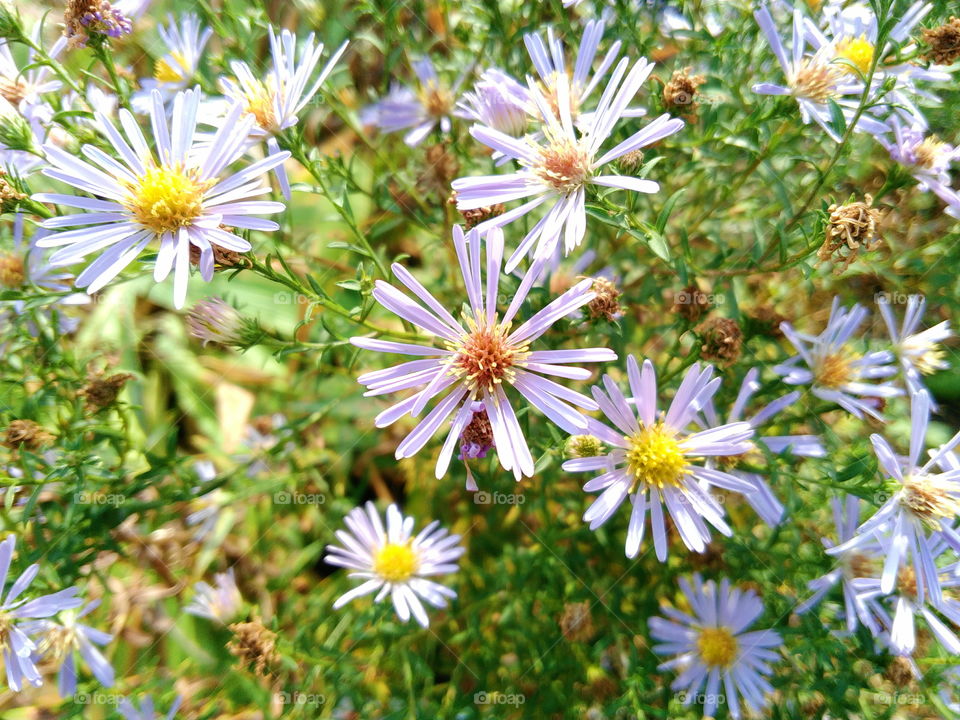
<box><xmin>789</xmin><ymin>59</ymin><xmax>842</xmax><ymax>103</ymax></box>
<box><xmin>447</xmin><ymin>322</ymin><xmax>529</xmax><ymax>395</ymax></box>
<box><xmin>696</xmin><ymin>626</ymin><xmax>739</xmax><ymax>668</ymax></box>
<box><xmin>901</xmin><ymin>473</ymin><xmax>960</xmax><ymax>529</ymax></box>
<box><xmin>834</xmin><ymin>35</ymin><xmax>875</xmax><ymax>76</ymax></box>
<box><xmin>624</xmin><ymin>422</ymin><xmax>691</xmax><ymax>491</ymax></box>
<box><xmin>373</xmin><ymin>543</ymin><xmax>419</xmax><ymax>583</ymax></box>
<box><xmin>531</xmin><ymin>129</ymin><xmax>592</xmax><ymax>195</ymax></box>
<box><xmin>123</xmin><ymin>165</ymin><xmax>211</xmax><ymax>234</ymax></box>
<box><xmin>814</xmin><ymin>351</ymin><xmax>859</xmax><ymax>389</ymax></box>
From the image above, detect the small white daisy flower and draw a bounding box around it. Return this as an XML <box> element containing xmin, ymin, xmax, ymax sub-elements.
<box><xmin>877</xmin><ymin>293</ymin><xmax>952</xmax><ymax>405</ymax></box>
<box><xmin>132</xmin><ymin>14</ymin><xmax>212</xmax><ymax>109</ymax></box>
<box><xmin>774</xmin><ymin>297</ymin><xmax>902</xmax><ymax>420</ymax></box>
<box><xmin>33</xmin><ymin>88</ymin><xmax>289</xmax><ymax>308</ymax></box>
<box><xmin>185</xmin><ymin>568</ymin><xmax>243</xmax><ymax>624</ymax></box>
<box><xmin>324</xmin><ymin>502</ymin><xmax>464</xmax><ymax>628</ymax></box>
<box><xmin>27</xmin><ymin>600</ymin><xmax>114</xmax><ymax>697</ymax></box>
<box><xmin>878</xmin><ymin>119</ymin><xmax>960</xmax><ymax>218</ymax></box>
<box><xmin>650</xmin><ymin>574</ymin><xmax>783</xmax><ymax>719</ymax></box>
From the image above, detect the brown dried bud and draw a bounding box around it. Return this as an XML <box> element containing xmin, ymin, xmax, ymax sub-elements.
<box><xmin>80</xmin><ymin>372</ymin><xmax>134</xmax><ymax>411</ymax></box>
<box><xmin>617</xmin><ymin>149</ymin><xmax>644</xmax><ymax>172</ymax></box>
<box><xmin>459</xmin><ymin>407</ymin><xmax>493</xmax><ymax>457</ymax></box>
<box><xmin>0</xmin><ymin>169</ymin><xmax>26</xmax><ymax>213</ymax></box>
<box><xmin>747</xmin><ymin>306</ymin><xmax>786</xmax><ymax>339</ymax></box>
<box><xmin>674</xmin><ymin>284</ymin><xmax>711</xmax><ymax>322</ymax></box>
<box><xmin>0</xmin><ymin>252</ymin><xmax>25</xmax><ymax>288</ymax></box>
<box><xmin>3</xmin><ymin>420</ymin><xmax>54</xmax><ymax>450</ymax></box>
<box><xmin>420</xmin><ymin>144</ymin><xmax>460</xmax><ymax>196</ymax></box>
<box><xmin>922</xmin><ymin>17</ymin><xmax>960</xmax><ymax>66</ymax></box>
<box><xmin>188</xmin><ymin>240</ymin><xmax>249</xmax><ymax>270</ymax></box>
<box><xmin>559</xmin><ymin>602</ymin><xmax>595</xmax><ymax>643</ymax></box>
<box><xmin>663</xmin><ymin>67</ymin><xmax>706</xmax><ymax>111</ymax></box>
<box><xmin>228</xmin><ymin>620</ymin><xmax>281</xmax><ymax>679</ymax></box>
<box><xmin>697</xmin><ymin>317</ymin><xmax>743</xmax><ymax>366</ymax></box>
<box><xmin>586</xmin><ymin>277</ymin><xmax>623</xmax><ymax>321</ymax></box>
<box><xmin>456</xmin><ymin>199</ymin><xmax>505</xmax><ymax>230</ymax></box>
<box><xmin>884</xmin><ymin>656</ymin><xmax>915</xmax><ymax>687</ymax></box>
<box><xmin>818</xmin><ymin>195</ymin><xmax>882</xmax><ymax>273</ymax></box>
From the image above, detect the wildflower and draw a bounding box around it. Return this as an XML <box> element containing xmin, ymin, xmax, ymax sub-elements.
<box><xmin>64</xmin><ymin>0</ymin><xmax>133</xmax><ymax>48</ymax></box>
<box><xmin>34</xmin><ymin>88</ymin><xmax>289</xmax><ymax>308</ymax></box>
<box><xmin>227</xmin><ymin>619</ymin><xmax>280</xmax><ymax>678</ymax></box>
<box><xmin>565</xmin><ymin>355</ymin><xmax>756</xmax><ymax>561</ymax></box>
<box><xmin>132</xmin><ymin>14</ymin><xmax>212</xmax><ymax>108</ymax></box>
<box><xmin>350</xmin><ymin>225</ymin><xmax>616</xmax><ymax>481</ymax></box>
<box><xmin>0</xmin><ymin>534</ymin><xmax>83</xmax><ymax>691</ymax></box>
<box><xmin>700</xmin><ymin>367</ymin><xmax>825</xmax><ymax>527</ymax></box>
<box><xmin>361</xmin><ymin>57</ymin><xmax>464</xmax><ymax>147</ymax></box>
<box><xmin>854</xmin><ymin>535</ymin><xmax>960</xmax><ymax>656</ymax></box>
<box><xmin>0</xmin><ymin>32</ymin><xmax>65</xmax><ymax>124</ymax></box>
<box><xmin>220</xmin><ymin>27</ymin><xmax>346</xmax><ymax>197</ymax></box>
<box><xmin>650</xmin><ymin>574</ymin><xmax>783</xmax><ymax>719</ymax></box>
<box><xmin>830</xmin><ymin>390</ymin><xmax>960</xmax><ymax>607</ymax></box>
<box><xmin>877</xmin><ymin>293</ymin><xmax>951</xmax><ymax>404</ymax></box>
<box><xmin>818</xmin><ymin>195</ymin><xmax>882</xmax><ymax>272</ymax></box>
<box><xmin>696</xmin><ymin>317</ymin><xmax>742</xmax><ymax>366</ymax></box>
<box><xmin>794</xmin><ymin>496</ymin><xmax>881</xmax><ymax>633</ymax></box>
<box><xmin>185</xmin><ymin>569</ymin><xmax>243</xmax><ymax>623</ymax></box>
<box><xmin>324</xmin><ymin>502</ymin><xmax>464</xmax><ymax>628</ymax></box>
<box><xmin>878</xmin><ymin>120</ymin><xmax>960</xmax><ymax>217</ymax></box>
<box><xmin>28</xmin><ymin>600</ymin><xmax>114</xmax><ymax>696</ymax></box>
<box><xmin>663</xmin><ymin>67</ymin><xmax>705</xmax><ymax>110</ymax></box>
<box><xmin>457</xmin><ymin>69</ymin><xmax>528</xmax><ymax>137</ymax></box>
<box><xmin>752</xmin><ymin>5</ymin><xmax>890</xmax><ymax>141</ymax></box>
<box><xmin>453</xmin><ymin>60</ymin><xmax>683</xmax><ymax>271</ymax></box>
<box><xmin>774</xmin><ymin>297</ymin><xmax>901</xmax><ymax>420</ymax></box>
<box><xmin>119</xmin><ymin>695</ymin><xmax>182</xmax><ymax>720</ymax></box>
<box><xmin>922</xmin><ymin>17</ymin><xmax>960</xmax><ymax>66</ymax></box>
<box><xmin>186</xmin><ymin>296</ymin><xmax>246</xmax><ymax>346</ymax></box>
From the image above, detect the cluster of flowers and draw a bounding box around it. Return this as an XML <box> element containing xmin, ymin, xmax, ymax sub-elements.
<box><xmin>1</xmin><ymin>0</ymin><xmax>958</xmax><ymax>715</ymax></box>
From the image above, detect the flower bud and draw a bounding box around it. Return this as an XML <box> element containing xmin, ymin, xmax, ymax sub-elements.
<box><xmin>565</xmin><ymin>434</ymin><xmax>604</xmax><ymax>459</ymax></box>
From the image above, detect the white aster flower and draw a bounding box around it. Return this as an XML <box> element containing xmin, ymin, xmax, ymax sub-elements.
<box><xmin>185</xmin><ymin>568</ymin><xmax>242</xmax><ymax>623</ymax></box>
<box><xmin>324</xmin><ymin>502</ymin><xmax>464</xmax><ymax>628</ymax></box>
<box><xmin>33</xmin><ymin>88</ymin><xmax>289</xmax><ymax>308</ymax></box>
<box><xmin>878</xmin><ymin>119</ymin><xmax>960</xmax><ymax>218</ymax></box>
<box><xmin>774</xmin><ymin>297</ymin><xmax>902</xmax><ymax>420</ymax></box>
<box><xmin>27</xmin><ymin>600</ymin><xmax>114</xmax><ymax>697</ymax></box>
<box><xmin>877</xmin><ymin>293</ymin><xmax>951</xmax><ymax>405</ymax></box>
<box><xmin>453</xmin><ymin>60</ymin><xmax>683</xmax><ymax>272</ymax></box>
<box><xmin>132</xmin><ymin>14</ymin><xmax>212</xmax><ymax>109</ymax></box>
<box><xmin>650</xmin><ymin>574</ymin><xmax>783</xmax><ymax>719</ymax></box>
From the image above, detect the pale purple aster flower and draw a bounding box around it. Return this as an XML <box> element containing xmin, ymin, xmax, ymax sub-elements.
<box><xmin>119</xmin><ymin>695</ymin><xmax>182</xmax><ymax>720</ymax></box>
<box><xmin>650</xmin><ymin>574</ymin><xmax>783</xmax><ymax>719</ymax></box>
<box><xmin>452</xmin><ymin>60</ymin><xmax>684</xmax><ymax>272</ymax></box>
<box><xmin>752</xmin><ymin>5</ymin><xmax>890</xmax><ymax>142</ymax></box>
<box><xmin>324</xmin><ymin>502</ymin><xmax>463</xmax><ymax>628</ymax></box>
<box><xmin>877</xmin><ymin>293</ymin><xmax>951</xmax><ymax>406</ymax></box>
<box><xmin>794</xmin><ymin>496</ymin><xmax>881</xmax><ymax>634</ymax></box>
<box><xmin>361</xmin><ymin>57</ymin><xmax>466</xmax><ymax>147</ymax></box>
<box><xmin>457</xmin><ymin>69</ymin><xmax>529</xmax><ymax>138</ymax></box>
<box><xmin>185</xmin><ymin>568</ymin><xmax>242</xmax><ymax>623</ymax></box>
<box><xmin>186</xmin><ymin>296</ymin><xmax>245</xmax><ymax>346</ymax></box>
<box><xmin>854</xmin><ymin>534</ymin><xmax>960</xmax><ymax>656</ymax></box>
<box><xmin>0</xmin><ymin>31</ymin><xmax>66</xmax><ymax>126</ymax></box>
<box><xmin>33</xmin><ymin>87</ymin><xmax>289</xmax><ymax>309</ymax></box>
<box><xmin>700</xmin><ymin>367</ymin><xmax>825</xmax><ymax>526</ymax></box>
<box><xmin>828</xmin><ymin>389</ymin><xmax>960</xmax><ymax>605</ymax></box>
<box><xmin>878</xmin><ymin>119</ymin><xmax>960</xmax><ymax>218</ymax></box>
<box><xmin>564</xmin><ymin>355</ymin><xmax>755</xmax><ymax>561</ymax></box>
<box><xmin>185</xmin><ymin>460</ymin><xmax>227</xmax><ymax>541</ymax></box>
<box><xmin>220</xmin><ymin>27</ymin><xmax>347</xmax><ymax>198</ymax></box>
<box><xmin>0</xmin><ymin>534</ymin><xmax>83</xmax><ymax>691</ymax></box>
<box><xmin>351</xmin><ymin>225</ymin><xmax>616</xmax><ymax>481</ymax></box>
<box><xmin>26</xmin><ymin>600</ymin><xmax>114</xmax><ymax>697</ymax></box>
<box><xmin>132</xmin><ymin>14</ymin><xmax>212</xmax><ymax>110</ymax></box>
<box><xmin>773</xmin><ymin>297</ymin><xmax>901</xmax><ymax>420</ymax></box>
<box><xmin>803</xmin><ymin>1</ymin><xmax>947</xmax><ymax>130</ymax></box>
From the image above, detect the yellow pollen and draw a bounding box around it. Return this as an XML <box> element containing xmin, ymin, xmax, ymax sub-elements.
<box><xmin>123</xmin><ymin>165</ymin><xmax>210</xmax><ymax>234</ymax></box>
<box><xmin>624</xmin><ymin>422</ymin><xmax>690</xmax><ymax>491</ymax></box>
<box><xmin>447</xmin><ymin>321</ymin><xmax>529</xmax><ymax>395</ymax></box>
<box><xmin>154</xmin><ymin>51</ymin><xmax>190</xmax><ymax>84</ymax></box>
<box><xmin>901</xmin><ymin>474</ymin><xmax>960</xmax><ymax>529</ymax></box>
<box><xmin>697</xmin><ymin>626</ymin><xmax>738</xmax><ymax>668</ymax></box>
<box><xmin>790</xmin><ymin>59</ymin><xmax>841</xmax><ymax>103</ymax></box>
<box><xmin>914</xmin><ymin>136</ymin><xmax>947</xmax><ymax>169</ymax></box>
<box><xmin>0</xmin><ymin>252</ymin><xmax>25</xmax><ymax>288</ymax></box>
<box><xmin>373</xmin><ymin>543</ymin><xmax>419</xmax><ymax>583</ymax></box>
<box><xmin>913</xmin><ymin>347</ymin><xmax>947</xmax><ymax>375</ymax></box>
<box><xmin>532</xmin><ymin>130</ymin><xmax>592</xmax><ymax>194</ymax></box>
<box><xmin>242</xmin><ymin>80</ymin><xmax>280</xmax><ymax>132</ymax></box>
<box><xmin>417</xmin><ymin>81</ymin><xmax>454</xmax><ymax>119</ymax></box>
<box><xmin>834</xmin><ymin>35</ymin><xmax>875</xmax><ymax>75</ymax></box>
<box><xmin>814</xmin><ymin>351</ymin><xmax>859</xmax><ymax>389</ymax></box>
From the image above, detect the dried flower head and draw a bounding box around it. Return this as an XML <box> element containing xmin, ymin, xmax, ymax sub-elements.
<box><xmin>189</xmin><ymin>240</ymin><xmax>249</xmax><ymax>270</ymax></box>
<box><xmin>0</xmin><ymin>251</ymin><xmax>24</xmax><ymax>288</ymax></box>
<box><xmin>456</xmin><ymin>200</ymin><xmax>505</xmax><ymax>230</ymax></box>
<box><xmin>818</xmin><ymin>195</ymin><xmax>883</xmax><ymax>273</ymax></box>
<box><xmin>80</xmin><ymin>372</ymin><xmax>134</xmax><ymax>411</ymax></box>
<box><xmin>748</xmin><ymin>306</ymin><xmax>786</xmax><ymax>338</ymax></box>
<box><xmin>459</xmin><ymin>405</ymin><xmax>494</xmax><ymax>460</ymax></box>
<box><xmin>3</xmin><ymin>419</ymin><xmax>54</xmax><ymax>450</ymax></box>
<box><xmin>63</xmin><ymin>0</ymin><xmax>132</xmax><ymax>48</ymax></box>
<box><xmin>674</xmin><ymin>284</ymin><xmax>711</xmax><ymax>322</ymax></box>
<box><xmin>228</xmin><ymin>619</ymin><xmax>280</xmax><ymax>679</ymax></box>
<box><xmin>586</xmin><ymin>277</ymin><xmax>624</xmax><ymax>322</ymax></box>
<box><xmin>0</xmin><ymin>169</ymin><xmax>26</xmax><ymax>212</ymax></box>
<box><xmin>420</xmin><ymin>144</ymin><xmax>460</xmax><ymax>196</ymax></box>
<box><xmin>559</xmin><ymin>601</ymin><xmax>595</xmax><ymax>643</ymax></box>
<box><xmin>697</xmin><ymin>317</ymin><xmax>743</xmax><ymax>365</ymax></box>
<box><xmin>922</xmin><ymin>17</ymin><xmax>960</xmax><ymax>66</ymax></box>
<box><xmin>884</xmin><ymin>655</ymin><xmax>915</xmax><ymax>687</ymax></box>
<box><xmin>663</xmin><ymin>67</ymin><xmax>706</xmax><ymax>111</ymax></box>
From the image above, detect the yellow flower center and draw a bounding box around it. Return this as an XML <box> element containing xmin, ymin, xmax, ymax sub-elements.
<box><xmin>417</xmin><ymin>81</ymin><xmax>455</xmax><ymax>119</ymax></box>
<box><xmin>446</xmin><ymin>321</ymin><xmax>529</xmax><ymax>396</ymax></box>
<box><xmin>0</xmin><ymin>252</ymin><xmax>25</xmax><ymax>288</ymax></box>
<box><xmin>123</xmin><ymin>165</ymin><xmax>210</xmax><ymax>234</ymax></box>
<box><xmin>834</xmin><ymin>35</ymin><xmax>875</xmax><ymax>75</ymax></box>
<box><xmin>790</xmin><ymin>59</ymin><xmax>841</xmax><ymax>103</ymax></box>
<box><xmin>697</xmin><ymin>626</ymin><xmax>738</xmax><ymax>668</ymax></box>
<box><xmin>624</xmin><ymin>422</ymin><xmax>690</xmax><ymax>491</ymax></box>
<box><xmin>814</xmin><ymin>351</ymin><xmax>859</xmax><ymax>389</ymax></box>
<box><xmin>242</xmin><ymin>79</ymin><xmax>279</xmax><ymax>132</ymax></box>
<box><xmin>373</xmin><ymin>543</ymin><xmax>419</xmax><ymax>583</ymax></box>
<box><xmin>532</xmin><ymin>129</ymin><xmax>592</xmax><ymax>194</ymax></box>
<box><xmin>901</xmin><ymin>474</ymin><xmax>960</xmax><ymax>529</ymax></box>
<box><xmin>154</xmin><ymin>51</ymin><xmax>190</xmax><ymax>84</ymax></box>
<box><xmin>914</xmin><ymin>136</ymin><xmax>947</xmax><ymax>169</ymax></box>
<box><xmin>536</xmin><ymin>71</ymin><xmax>583</xmax><ymax>121</ymax></box>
